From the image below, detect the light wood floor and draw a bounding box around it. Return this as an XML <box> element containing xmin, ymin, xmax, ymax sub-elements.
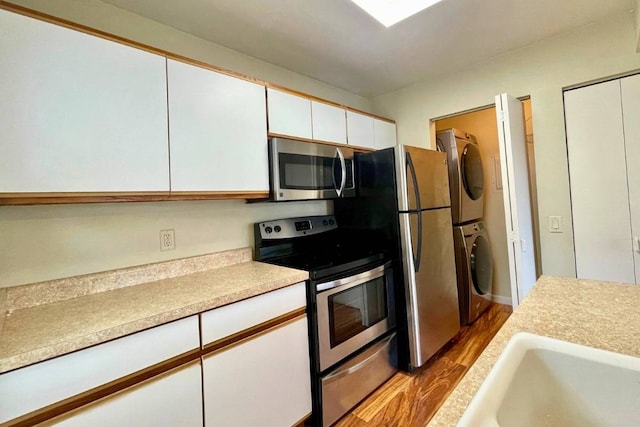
<box><xmin>333</xmin><ymin>303</ymin><xmax>512</xmax><ymax>427</ymax></box>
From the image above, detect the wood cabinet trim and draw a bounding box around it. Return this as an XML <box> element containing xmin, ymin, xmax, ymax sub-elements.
<box><xmin>202</xmin><ymin>307</ymin><xmax>306</xmax><ymax>357</ymax></box>
<box><xmin>0</xmin><ymin>192</ymin><xmax>269</xmax><ymax>205</ymax></box>
<box><xmin>3</xmin><ymin>306</ymin><xmax>308</xmax><ymax>425</ymax></box>
<box><xmin>3</xmin><ymin>350</ymin><xmax>202</xmax><ymax>427</ymax></box>
<box><xmin>0</xmin><ymin>2</ymin><xmax>395</xmax><ymax>124</ymax></box>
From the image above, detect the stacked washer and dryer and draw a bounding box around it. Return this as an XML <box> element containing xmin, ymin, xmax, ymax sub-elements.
<box><xmin>437</xmin><ymin>129</ymin><xmax>494</xmax><ymax>325</ymax></box>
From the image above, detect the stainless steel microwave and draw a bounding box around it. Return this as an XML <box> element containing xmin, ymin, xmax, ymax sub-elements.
<box><xmin>269</xmin><ymin>137</ymin><xmax>356</xmax><ymax>201</ymax></box>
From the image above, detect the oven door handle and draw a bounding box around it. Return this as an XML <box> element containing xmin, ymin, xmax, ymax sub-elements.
<box><xmin>316</xmin><ymin>263</ymin><xmax>386</xmax><ymax>293</ymax></box>
<box><xmin>323</xmin><ymin>333</ymin><xmax>395</xmax><ymax>382</ymax></box>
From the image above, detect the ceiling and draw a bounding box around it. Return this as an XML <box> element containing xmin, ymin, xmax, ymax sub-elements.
<box><xmin>100</xmin><ymin>0</ymin><xmax>634</xmax><ymax>98</ymax></box>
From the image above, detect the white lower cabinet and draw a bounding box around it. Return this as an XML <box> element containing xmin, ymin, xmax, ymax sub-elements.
<box><xmin>202</xmin><ymin>317</ymin><xmax>312</xmax><ymax>427</ymax></box>
<box><xmin>44</xmin><ymin>363</ymin><xmax>203</xmax><ymax>427</ymax></box>
<box><xmin>0</xmin><ymin>316</ymin><xmax>200</xmax><ymax>424</ymax></box>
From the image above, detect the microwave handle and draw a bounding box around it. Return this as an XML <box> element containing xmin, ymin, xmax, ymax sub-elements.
<box><xmin>335</xmin><ymin>147</ymin><xmax>346</xmax><ymax>197</ymax></box>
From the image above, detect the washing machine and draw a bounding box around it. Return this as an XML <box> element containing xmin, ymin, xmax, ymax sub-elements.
<box><xmin>453</xmin><ymin>220</ymin><xmax>493</xmax><ymax>325</ymax></box>
<box><xmin>436</xmin><ymin>128</ymin><xmax>484</xmax><ymax>224</ymax></box>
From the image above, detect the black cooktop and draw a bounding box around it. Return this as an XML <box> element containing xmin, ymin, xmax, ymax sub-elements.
<box><xmin>254</xmin><ymin>215</ymin><xmax>387</xmax><ymax>281</ymax></box>
<box><xmin>267</xmin><ymin>251</ymin><xmax>385</xmax><ymax>280</ymax></box>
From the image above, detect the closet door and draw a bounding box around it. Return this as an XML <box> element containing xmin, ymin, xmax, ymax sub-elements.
<box><xmin>564</xmin><ymin>80</ymin><xmax>635</xmax><ymax>284</ymax></box>
<box><xmin>621</xmin><ymin>74</ymin><xmax>640</xmax><ymax>284</ymax></box>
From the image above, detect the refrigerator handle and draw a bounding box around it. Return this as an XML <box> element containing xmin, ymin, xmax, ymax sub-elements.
<box><xmin>406</xmin><ymin>152</ymin><xmax>423</xmax><ymax>272</ymax></box>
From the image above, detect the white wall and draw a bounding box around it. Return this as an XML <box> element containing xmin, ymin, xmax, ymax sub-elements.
<box><xmin>0</xmin><ymin>0</ymin><xmax>370</xmax><ymax>287</ymax></box>
<box><xmin>372</xmin><ymin>11</ymin><xmax>640</xmax><ymax>278</ymax></box>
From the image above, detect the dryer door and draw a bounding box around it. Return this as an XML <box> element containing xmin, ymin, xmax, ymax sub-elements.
<box><xmin>470</xmin><ymin>234</ymin><xmax>493</xmax><ymax>296</ymax></box>
<box><xmin>461</xmin><ymin>143</ymin><xmax>484</xmax><ymax>201</ymax></box>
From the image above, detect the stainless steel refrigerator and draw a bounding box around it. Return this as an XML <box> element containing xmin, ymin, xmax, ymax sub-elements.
<box><xmin>335</xmin><ymin>144</ymin><xmax>460</xmax><ymax>371</ymax></box>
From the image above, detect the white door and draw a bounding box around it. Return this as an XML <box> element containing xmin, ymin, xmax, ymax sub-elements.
<box><xmin>0</xmin><ymin>9</ymin><xmax>169</xmax><ymax>193</ymax></box>
<box><xmin>167</xmin><ymin>59</ymin><xmax>268</xmax><ymax>192</ymax></box>
<box><xmin>621</xmin><ymin>74</ymin><xmax>640</xmax><ymax>284</ymax></box>
<box><xmin>346</xmin><ymin>111</ymin><xmax>375</xmax><ymax>149</ymax></box>
<box><xmin>202</xmin><ymin>318</ymin><xmax>311</xmax><ymax>427</ymax></box>
<box><xmin>311</xmin><ymin>101</ymin><xmax>346</xmax><ymax>144</ymax></box>
<box><xmin>46</xmin><ymin>363</ymin><xmax>203</xmax><ymax>427</ymax></box>
<box><xmin>564</xmin><ymin>81</ymin><xmax>635</xmax><ymax>284</ymax></box>
<box><xmin>495</xmin><ymin>94</ymin><xmax>537</xmax><ymax>308</ymax></box>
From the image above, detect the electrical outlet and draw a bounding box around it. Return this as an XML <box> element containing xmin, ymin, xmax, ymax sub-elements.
<box><xmin>160</xmin><ymin>229</ymin><xmax>175</xmax><ymax>251</ymax></box>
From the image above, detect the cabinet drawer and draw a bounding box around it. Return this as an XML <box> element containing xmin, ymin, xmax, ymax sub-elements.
<box><xmin>0</xmin><ymin>316</ymin><xmax>199</xmax><ymax>424</ymax></box>
<box><xmin>200</xmin><ymin>282</ymin><xmax>306</xmax><ymax>346</ymax></box>
<box><xmin>42</xmin><ymin>363</ymin><xmax>203</xmax><ymax>427</ymax></box>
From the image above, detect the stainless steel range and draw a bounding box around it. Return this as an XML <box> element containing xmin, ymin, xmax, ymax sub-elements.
<box><xmin>255</xmin><ymin>215</ymin><xmax>397</xmax><ymax>427</ymax></box>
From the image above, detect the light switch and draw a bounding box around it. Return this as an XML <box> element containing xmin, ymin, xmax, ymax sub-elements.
<box><xmin>548</xmin><ymin>216</ymin><xmax>562</xmax><ymax>233</ymax></box>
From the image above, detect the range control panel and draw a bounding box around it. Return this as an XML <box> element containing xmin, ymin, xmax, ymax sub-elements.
<box><xmin>257</xmin><ymin>215</ymin><xmax>337</xmax><ymax>240</ymax></box>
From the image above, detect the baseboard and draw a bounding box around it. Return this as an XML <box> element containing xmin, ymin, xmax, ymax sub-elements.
<box><xmin>491</xmin><ymin>294</ymin><xmax>512</xmax><ymax>306</ymax></box>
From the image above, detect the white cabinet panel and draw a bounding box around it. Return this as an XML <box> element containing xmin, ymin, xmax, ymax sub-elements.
<box><xmin>0</xmin><ymin>9</ymin><xmax>169</xmax><ymax>192</ymax></box>
<box><xmin>374</xmin><ymin>119</ymin><xmax>397</xmax><ymax>149</ymax></box>
<box><xmin>267</xmin><ymin>88</ymin><xmax>313</xmax><ymax>139</ymax></box>
<box><xmin>202</xmin><ymin>318</ymin><xmax>311</xmax><ymax>427</ymax></box>
<box><xmin>347</xmin><ymin>111</ymin><xmax>375</xmax><ymax>149</ymax></box>
<box><xmin>168</xmin><ymin>60</ymin><xmax>268</xmax><ymax>192</ymax></box>
<box><xmin>200</xmin><ymin>282</ymin><xmax>306</xmax><ymax>345</ymax></box>
<box><xmin>564</xmin><ymin>80</ymin><xmax>635</xmax><ymax>284</ymax></box>
<box><xmin>0</xmin><ymin>316</ymin><xmax>199</xmax><ymax>423</ymax></box>
<box><xmin>311</xmin><ymin>101</ymin><xmax>346</xmax><ymax>144</ymax></box>
<box><xmin>44</xmin><ymin>363</ymin><xmax>203</xmax><ymax>427</ymax></box>
<box><xmin>621</xmin><ymin>74</ymin><xmax>640</xmax><ymax>284</ymax></box>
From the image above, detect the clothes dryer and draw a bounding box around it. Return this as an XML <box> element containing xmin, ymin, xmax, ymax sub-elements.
<box><xmin>436</xmin><ymin>128</ymin><xmax>484</xmax><ymax>224</ymax></box>
<box><xmin>453</xmin><ymin>220</ymin><xmax>493</xmax><ymax>325</ymax></box>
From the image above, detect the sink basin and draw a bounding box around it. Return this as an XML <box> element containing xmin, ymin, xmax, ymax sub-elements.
<box><xmin>457</xmin><ymin>332</ymin><xmax>640</xmax><ymax>427</ymax></box>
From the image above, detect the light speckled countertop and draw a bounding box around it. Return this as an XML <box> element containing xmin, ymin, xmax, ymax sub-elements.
<box><xmin>0</xmin><ymin>248</ymin><xmax>308</xmax><ymax>374</ymax></box>
<box><xmin>428</xmin><ymin>275</ymin><xmax>640</xmax><ymax>426</ymax></box>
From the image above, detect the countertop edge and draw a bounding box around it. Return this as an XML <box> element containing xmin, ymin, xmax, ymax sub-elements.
<box><xmin>0</xmin><ymin>260</ymin><xmax>308</xmax><ymax>374</ymax></box>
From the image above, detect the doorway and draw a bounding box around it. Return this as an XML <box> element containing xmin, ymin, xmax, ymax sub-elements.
<box><xmin>433</xmin><ymin>98</ymin><xmax>540</xmax><ymax>305</ymax></box>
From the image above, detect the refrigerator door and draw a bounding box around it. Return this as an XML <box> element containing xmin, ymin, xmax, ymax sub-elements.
<box><xmin>396</xmin><ymin>145</ymin><xmax>451</xmax><ymax>212</ymax></box>
<box><xmin>399</xmin><ymin>207</ymin><xmax>460</xmax><ymax>369</ymax></box>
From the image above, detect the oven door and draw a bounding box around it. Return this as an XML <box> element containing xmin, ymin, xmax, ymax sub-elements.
<box><xmin>269</xmin><ymin>137</ymin><xmax>355</xmax><ymax>201</ymax></box>
<box><xmin>316</xmin><ymin>262</ymin><xmax>395</xmax><ymax>371</ymax></box>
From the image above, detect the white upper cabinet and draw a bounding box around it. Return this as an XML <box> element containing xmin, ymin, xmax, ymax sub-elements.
<box><xmin>267</xmin><ymin>88</ymin><xmax>313</xmax><ymax>139</ymax></box>
<box><xmin>311</xmin><ymin>101</ymin><xmax>347</xmax><ymax>144</ymax></box>
<box><xmin>374</xmin><ymin>119</ymin><xmax>397</xmax><ymax>149</ymax></box>
<box><xmin>346</xmin><ymin>111</ymin><xmax>376</xmax><ymax>149</ymax></box>
<box><xmin>167</xmin><ymin>60</ymin><xmax>268</xmax><ymax>192</ymax></box>
<box><xmin>0</xmin><ymin>9</ymin><xmax>170</xmax><ymax>193</ymax></box>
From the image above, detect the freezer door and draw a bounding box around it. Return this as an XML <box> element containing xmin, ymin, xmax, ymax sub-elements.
<box><xmin>399</xmin><ymin>208</ymin><xmax>460</xmax><ymax>369</ymax></box>
<box><xmin>397</xmin><ymin>145</ymin><xmax>451</xmax><ymax>212</ymax></box>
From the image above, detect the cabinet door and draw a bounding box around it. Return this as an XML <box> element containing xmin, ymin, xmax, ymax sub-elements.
<box><xmin>0</xmin><ymin>9</ymin><xmax>169</xmax><ymax>193</ymax></box>
<box><xmin>374</xmin><ymin>119</ymin><xmax>397</xmax><ymax>149</ymax></box>
<box><xmin>564</xmin><ymin>80</ymin><xmax>635</xmax><ymax>284</ymax></box>
<box><xmin>168</xmin><ymin>59</ymin><xmax>268</xmax><ymax>192</ymax></box>
<box><xmin>267</xmin><ymin>88</ymin><xmax>313</xmax><ymax>139</ymax></box>
<box><xmin>346</xmin><ymin>111</ymin><xmax>375</xmax><ymax>149</ymax></box>
<box><xmin>0</xmin><ymin>316</ymin><xmax>200</xmax><ymax>424</ymax></box>
<box><xmin>44</xmin><ymin>363</ymin><xmax>203</xmax><ymax>427</ymax></box>
<box><xmin>621</xmin><ymin>74</ymin><xmax>640</xmax><ymax>284</ymax></box>
<box><xmin>202</xmin><ymin>317</ymin><xmax>311</xmax><ymax>427</ymax></box>
<box><xmin>311</xmin><ymin>101</ymin><xmax>346</xmax><ymax>144</ymax></box>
